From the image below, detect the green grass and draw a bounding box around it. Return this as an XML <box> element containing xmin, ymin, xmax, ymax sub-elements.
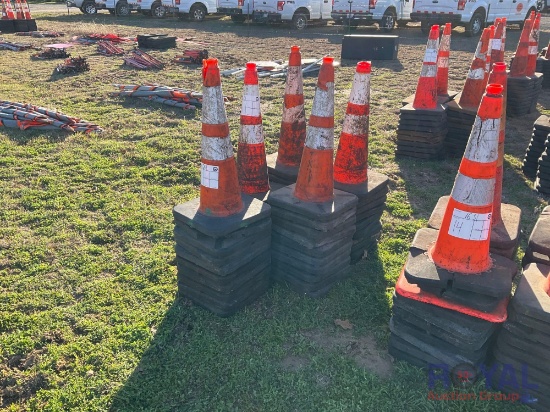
<box><xmin>0</xmin><ymin>12</ymin><xmax>547</xmax><ymax>412</ymax></box>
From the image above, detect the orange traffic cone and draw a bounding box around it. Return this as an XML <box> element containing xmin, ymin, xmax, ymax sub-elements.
<box><xmin>510</xmin><ymin>13</ymin><xmax>533</xmax><ymax>76</ymax></box>
<box><xmin>413</xmin><ymin>25</ymin><xmax>439</xmax><ymax>109</ymax></box>
<box><xmin>294</xmin><ymin>56</ymin><xmax>335</xmax><ymax>203</ymax></box>
<box><xmin>2</xmin><ymin>0</ymin><xmax>15</xmax><ymax>19</ymax></box>
<box><xmin>334</xmin><ymin>61</ymin><xmax>371</xmax><ymax>189</ymax></box>
<box><xmin>436</xmin><ymin>23</ymin><xmax>452</xmax><ymax>98</ymax></box>
<box><xmin>430</xmin><ymin>83</ymin><xmax>504</xmax><ymax>274</ymax></box>
<box><xmin>458</xmin><ymin>27</ymin><xmax>492</xmax><ymax>110</ymax></box>
<box><xmin>526</xmin><ymin>12</ymin><xmax>541</xmax><ymax>77</ymax></box>
<box><xmin>484</xmin><ymin>25</ymin><xmax>495</xmax><ymax>85</ymax></box>
<box><xmin>199</xmin><ymin>58</ymin><xmax>244</xmax><ymax>217</ymax></box>
<box><xmin>12</xmin><ymin>0</ymin><xmax>23</xmax><ymax>19</ymax></box>
<box><xmin>277</xmin><ymin>45</ymin><xmax>307</xmax><ymax>169</ymax></box>
<box><xmin>491</xmin><ymin>18</ymin><xmax>505</xmax><ymax>65</ymax></box>
<box><xmin>20</xmin><ymin>0</ymin><xmax>30</xmax><ymax>19</ymax></box>
<box><xmin>237</xmin><ymin>62</ymin><xmax>270</xmax><ymax>195</ymax></box>
<box><xmin>488</xmin><ymin>63</ymin><xmax>507</xmax><ymax>227</ymax></box>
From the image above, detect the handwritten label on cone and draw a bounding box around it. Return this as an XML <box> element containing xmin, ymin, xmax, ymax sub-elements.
<box><xmin>201</xmin><ymin>163</ymin><xmax>219</xmax><ymax>189</ymax></box>
<box><xmin>448</xmin><ymin>209</ymin><xmax>491</xmax><ymax>241</ymax></box>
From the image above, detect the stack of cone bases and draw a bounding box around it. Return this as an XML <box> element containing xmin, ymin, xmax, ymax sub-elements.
<box><xmin>432</xmin><ymin>63</ymin><xmax>522</xmax><ymax>260</ymax></box>
<box><xmin>172</xmin><ymin>58</ymin><xmax>271</xmax><ymax>317</ymax></box>
<box><xmin>536</xmin><ymin>43</ymin><xmax>550</xmax><ymax>88</ymax></box>
<box><xmin>267</xmin><ymin>57</ymin><xmax>358</xmax><ymax>297</ymax></box>
<box><xmin>489</xmin><ymin>262</ymin><xmax>550</xmax><ymax>411</ymax></box>
<box><xmin>396</xmin><ymin>25</ymin><xmax>447</xmax><ymax>160</ymax></box>
<box><xmin>507</xmin><ymin>12</ymin><xmax>543</xmax><ymax>117</ymax></box>
<box><xmin>445</xmin><ymin>27</ymin><xmax>493</xmax><ymax>157</ymax></box>
<box><xmin>522</xmin><ymin>115</ymin><xmax>550</xmax><ymax>179</ymax></box>
<box><xmin>523</xmin><ymin>206</ymin><xmax>550</xmax><ymax>266</ymax></box>
<box><xmin>266</xmin><ymin>45</ymin><xmax>307</xmax><ymax>185</ymax></box>
<box><xmin>333</xmin><ymin>61</ymin><xmax>389</xmax><ymax>264</ymax></box>
<box><xmin>534</xmin><ymin>135</ymin><xmax>550</xmax><ymax>195</ymax></box>
<box><xmin>389</xmin><ymin>84</ymin><xmax>518</xmax><ymax>369</ymax></box>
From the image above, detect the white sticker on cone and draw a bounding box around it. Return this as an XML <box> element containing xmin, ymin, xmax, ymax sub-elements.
<box><xmin>448</xmin><ymin>209</ymin><xmax>491</xmax><ymax>241</ymax></box>
<box><xmin>201</xmin><ymin>163</ymin><xmax>219</xmax><ymax>189</ymax></box>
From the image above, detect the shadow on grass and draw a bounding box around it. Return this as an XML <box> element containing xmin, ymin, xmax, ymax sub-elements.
<box><xmin>4</xmin><ymin>128</ymin><xmax>70</xmax><ymax>145</ymax></box>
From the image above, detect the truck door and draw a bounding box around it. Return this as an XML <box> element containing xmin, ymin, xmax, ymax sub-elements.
<box><xmin>488</xmin><ymin>0</ymin><xmax>509</xmax><ymax>22</ymax></box>
<box><xmin>509</xmin><ymin>0</ymin><xmax>529</xmax><ymax>21</ymax></box>
<box><xmin>400</xmin><ymin>0</ymin><xmax>412</xmax><ymax>19</ymax></box>
<box><xmin>321</xmin><ymin>0</ymin><xmax>331</xmax><ymax>18</ymax></box>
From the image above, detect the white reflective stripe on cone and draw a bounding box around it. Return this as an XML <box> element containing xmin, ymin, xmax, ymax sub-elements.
<box><xmin>304</xmin><ymin>126</ymin><xmax>334</xmax><ymax>150</ymax></box>
<box><xmin>464</xmin><ymin>117</ymin><xmax>500</xmax><ymax>163</ymax></box>
<box><xmin>342</xmin><ymin>114</ymin><xmax>368</xmax><ymax>135</ymax></box>
<box><xmin>310</xmin><ymin>85</ymin><xmax>334</xmax><ymax>117</ymax></box>
<box><xmin>239</xmin><ymin>124</ymin><xmax>264</xmax><ymax>144</ymax></box>
<box><xmin>528</xmin><ymin>45</ymin><xmax>538</xmax><ymax>54</ymax></box>
<box><xmin>201</xmin><ymin>135</ymin><xmax>234</xmax><ymax>160</ymax></box>
<box><xmin>202</xmin><ymin>86</ymin><xmax>227</xmax><ymax>125</ymax></box>
<box><xmin>440</xmin><ymin>35</ymin><xmax>450</xmax><ymax>50</ymax></box>
<box><xmin>282</xmin><ymin>104</ymin><xmax>305</xmax><ymax>123</ymax></box>
<box><xmin>424</xmin><ymin>47</ymin><xmax>438</xmax><ymax>64</ymax></box>
<box><xmin>285</xmin><ymin>66</ymin><xmax>304</xmax><ymax>95</ymax></box>
<box><xmin>241</xmin><ymin>85</ymin><xmax>261</xmax><ymax>117</ymax></box>
<box><xmin>467</xmin><ymin>67</ymin><xmax>485</xmax><ymax>79</ymax></box>
<box><xmin>420</xmin><ymin>64</ymin><xmax>437</xmax><ymax>77</ymax></box>
<box><xmin>451</xmin><ymin>173</ymin><xmax>495</xmax><ymax>206</ymax></box>
<box><xmin>492</xmin><ymin>39</ymin><xmax>502</xmax><ymax>50</ymax></box>
<box><xmin>348</xmin><ymin>73</ymin><xmax>370</xmax><ymax>105</ymax></box>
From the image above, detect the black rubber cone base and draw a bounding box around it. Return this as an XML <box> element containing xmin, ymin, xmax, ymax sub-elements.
<box><xmin>173</xmin><ymin>194</ymin><xmax>270</xmax><ymax>238</ymax></box>
<box><xmin>266</xmin><ymin>152</ymin><xmax>299</xmax><ymax>185</ymax></box>
<box><xmin>510</xmin><ymin>263</ymin><xmax>550</xmax><ymax>325</ymax></box>
<box><xmin>428</xmin><ymin>196</ymin><xmax>521</xmax><ymax>259</ymax></box>
<box><xmin>404</xmin><ymin>228</ymin><xmax>516</xmax><ymax>299</ymax></box>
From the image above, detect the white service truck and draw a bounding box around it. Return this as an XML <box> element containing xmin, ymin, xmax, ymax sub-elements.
<box><xmin>95</xmin><ymin>0</ymin><xmax>136</xmax><ymax>14</ymax></box>
<box><xmin>331</xmin><ymin>0</ymin><xmax>413</xmax><ymax>31</ymax></box>
<box><xmin>411</xmin><ymin>0</ymin><xmax>538</xmax><ymax>36</ymax></box>
<box><xmin>218</xmin><ymin>0</ymin><xmax>255</xmax><ymax>22</ymax></box>
<box><xmin>128</xmin><ymin>0</ymin><xmax>167</xmax><ymax>17</ymax></box>
<box><xmin>252</xmin><ymin>0</ymin><xmax>332</xmax><ymax>29</ymax></box>
<box><xmin>161</xmin><ymin>0</ymin><xmax>217</xmax><ymax>20</ymax></box>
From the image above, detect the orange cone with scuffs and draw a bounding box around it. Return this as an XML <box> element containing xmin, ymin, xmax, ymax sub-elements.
<box><xmin>276</xmin><ymin>45</ymin><xmax>307</xmax><ymax>168</ymax></box>
<box><xmin>526</xmin><ymin>12</ymin><xmax>541</xmax><ymax>76</ymax></box>
<box><xmin>430</xmin><ymin>83</ymin><xmax>504</xmax><ymax>274</ymax></box>
<box><xmin>20</xmin><ymin>0</ymin><xmax>31</xmax><ymax>19</ymax></box>
<box><xmin>491</xmin><ymin>18</ymin><xmax>505</xmax><ymax>66</ymax></box>
<box><xmin>237</xmin><ymin>62</ymin><xmax>270</xmax><ymax>194</ymax></box>
<box><xmin>488</xmin><ymin>63</ymin><xmax>507</xmax><ymax>227</ymax></box>
<box><xmin>334</xmin><ymin>61</ymin><xmax>371</xmax><ymax>187</ymax></box>
<box><xmin>413</xmin><ymin>25</ymin><xmax>439</xmax><ymax>109</ymax></box>
<box><xmin>436</xmin><ymin>23</ymin><xmax>452</xmax><ymax>98</ymax></box>
<box><xmin>458</xmin><ymin>27</ymin><xmax>492</xmax><ymax>109</ymax></box>
<box><xmin>294</xmin><ymin>56</ymin><xmax>335</xmax><ymax>203</ymax></box>
<box><xmin>1</xmin><ymin>0</ymin><xmax>15</xmax><ymax>19</ymax></box>
<box><xmin>483</xmin><ymin>25</ymin><xmax>495</xmax><ymax>85</ymax></box>
<box><xmin>12</xmin><ymin>0</ymin><xmax>22</xmax><ymax>19</ymax></box>
<box><xmin>199</xmin><ymin>58</ymin><xmax>244</xmax><ymax>217</ymax></box>
<box><xmin>510</xmin><ymin>13</ymin><xmax>533</xmax><ymax>76</ymax></box>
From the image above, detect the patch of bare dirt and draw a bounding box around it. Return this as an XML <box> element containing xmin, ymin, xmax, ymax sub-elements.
<box><xmin>280</xmin><ymin>355</ymin><xmax>311</xmax><ymax>372</ymax></box>
<box><xmin>0</xmin><ymin>350</ymin><xmax>48</xmax><ymax>408</ymax></box>
<box><xmin>302</xmin><ymin>329</ymin><xmax>393</xmax><ymax>379</ymax></box>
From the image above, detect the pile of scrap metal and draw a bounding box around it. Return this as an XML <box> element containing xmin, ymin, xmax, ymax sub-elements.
<box><xmin>221</xmin><ymin>56</ymin><xmax>338</xmax><ymax>79</ymax></box>
<box><xmin>173</xmin><ymin>49</ymin><xmax>208</xmax><ymax>65</ymax></box>
<box><xmin>32</xmin><ymin>47</ymin><xmax>70</xmax><ymax>59</ymax></box>
<box><xmin>123</xmin><ymin>49</ymin><xmax>163</xmax><ymax>70</ymax></box>
<box><xmin>16</xmin><ymin>31</ymin><xmax>64</xmax><ymax>38</ymax></box>
<box><xmin>55</xmin><ymin>56</ymin><xmax>90</xmax><ymax>74</ymax></box>
<box><xmin>0</xmin><ymin>39</ymin><xmax>33</xmax><ymax>51</ymax></box>
<box><xmin>0</xmin><ymin>101</ymin><xmax>102</xmax><ymax>133</ymax></box>
<box><xmin>72</xmin><ymin>33</ymin><xmax>134</xmax><ymax>45</ymax></box>
<box><xmin>97</xmin><ymin>41</ymin><xmax>124</xmax><ymax>56</ymax></box>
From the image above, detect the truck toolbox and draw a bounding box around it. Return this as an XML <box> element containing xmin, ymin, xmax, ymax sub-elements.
<box><xmin>341</xmin><ymin>34</ymin><xmax>398</xmax><ymax>60</ymax></box>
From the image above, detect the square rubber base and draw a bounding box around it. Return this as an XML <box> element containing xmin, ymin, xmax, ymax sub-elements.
<box><xmin>511</xmin><ymin>263</ymin><xmax>550</xmax><ymax>325</ymax></box>
<box><xmin>266</xmin><ymin>152</ymin><xmax>299</xmax><ymax>185</ymax></box>
<box><xmin>173</xmin><ymin>194</ymin><xmax>270</xmax><ymax>238</ymax></box>
<box><xmin>334</xmin><ymin>169</ymin><xmax>389</xmax><ymax>197</ymax></box>
<box><xmin>527</xmin><ymin>212</ymin><xmax>550</xmax><ymax>258</ymax></box>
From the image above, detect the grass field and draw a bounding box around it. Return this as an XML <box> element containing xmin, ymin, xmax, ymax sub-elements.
<box><xmin>0</xmin><ymin>10</ymin><xmax>548</xmax><ymax>412</ymax></box>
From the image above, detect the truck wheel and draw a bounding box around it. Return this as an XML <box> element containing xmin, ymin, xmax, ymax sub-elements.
<box><xmin>420</xmin><ymin>20</ymin><xmax>430</xmax><ymax>34</ymax></box>
<box><xmin>231</xmin><ymin>14</ymin><xmax>246</xmax><ymax>23</ymax></box>
<box><xmin>397</xmin><ymin>20</ymin><xmax>407</xmax><ymax>28</ymax></box>
<box><xmin>81</xmin><ymin>1</ymin><xmax>97</xmax><ymax>14</ymax></box>
<box><xmin>465</xmin><ymin>11</ymin><xmax>484</xmax><ymax>37</ymax></box>
<box><xmin>292</xmin><ymin>13</ymin><xmax>308</xmax><ymax>30</ymax></box>
<box><xmin>115</xmin><ymin>1</ymin><xmax>131</xmax><ymax>15</ymax></box>
<box><xmin>189</xmin><ymin>4</ymin><xmax>206</xmax><ymax>21</ymax></box>
<box><xmin>151</xmin><ymin>2</ymin><xmax>166</xmax><ymax>18</ymax></box>
<box><xmin>108</xmin><ymin>8</ymin><xmax>115</xmax><ymax>14</ymax></box>
<box><xmin>381</xmin><ymin>9</ymin><xmax>396</xmax><ymax>32</ymax></box>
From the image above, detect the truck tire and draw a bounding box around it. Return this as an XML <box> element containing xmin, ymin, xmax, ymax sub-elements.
<box><xmin>151</xmin><ymin>2</ymin><xmax>166</xmax><ymax>18</ymax></box>
<box><xmin>420</xmin><ymin>20</ymin><xmax>430</xmax><ymax>34</ymax></box>
<box><xmin>231</xmin><ymin>14</ymin><xmax>247</xmax><ymax>23</ymax></box>
<box><xmin>80</xmin><ymin>1</ymin><xmax>97</xmax><ymax>14</ymax></box>
<box><xmin>465</xmin><ymin>10</ymin><xmax>484</xmax><ymax>37</ymax></box>
<box><xmin>381</xmin><ymin>9</ymin><xmax>396</xmax><ymax>32</ymax></box>
<box><xmin>115</xmin><ymin>1</ymin><xmax>131</xmax><ymax>15</ymax></box>
<box><xmin>292</xmin><ymin>12</ymin><xmax>308</xmax><ymax>30</ymax></box>
<box><xmin>189</xmin><ymin>4</ymin><xmax>207</xmax><ymax>21</ymax></box>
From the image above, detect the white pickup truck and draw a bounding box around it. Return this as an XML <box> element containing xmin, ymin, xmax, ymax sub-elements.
<box><xmin>252</xmin><ymin>0</ymin><xmax>332</xmax><ymax>29</ymax></box>
<box><xmin>95</xmin><ymin>0</ymin><xmax>136</xmax><ymax>14</ymax></box>
<box><xmin>218</xmin><ymin>0</ymin><xmax>255</xmax><ymax>22</ymax></box>
<box><xmin>128</xmin><ymin>0</ymin><xmax>167</xmax><ymax>17</ymax></box>
<box><xmin>161</xmin><ymin>0</ymin><xmax>217</xmax><ymax>20</ymax></box>
<box><xmin>332</xmin><ymin>0</ymin><xmax>413</xmax><ymax>31</ymax></box>
<box><xmin>411</xmin><ymin>0</ymin><xmax>538</xmax><ymax>36</ymax></box>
